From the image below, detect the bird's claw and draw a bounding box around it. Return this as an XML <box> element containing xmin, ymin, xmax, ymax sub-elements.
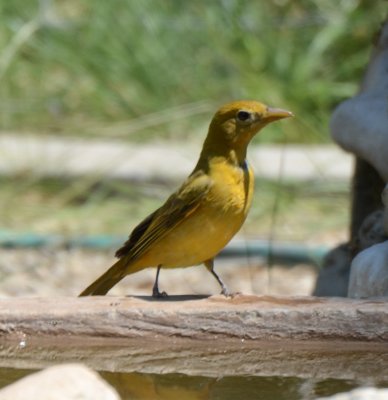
<box><xmin>220</xmin><ymin>286</ymin><xmax>231</xmax><ymax>297</ymax></box>
<box><xmin>152</xmin><ymin>289</ymin><xmax>168</xmax><ymax>298</ymax></box>
<box><xmin>221</xmin><ymin>288</ymin><xmax>240</xmax><ymax>298</ymax></box>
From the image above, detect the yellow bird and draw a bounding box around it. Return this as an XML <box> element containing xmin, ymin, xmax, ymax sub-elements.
<box><xmin>80</xmin><ymin>100</ymin><xmax>292</xmax><ymax>297</ymax></box>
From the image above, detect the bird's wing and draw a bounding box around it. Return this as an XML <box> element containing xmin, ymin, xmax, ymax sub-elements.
<box><xmin>115</xmin><ymin>170</ymin><xmax>212</xmax><ymax>260</ymax></box>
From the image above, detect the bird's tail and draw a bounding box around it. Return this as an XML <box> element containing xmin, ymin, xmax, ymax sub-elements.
<box><xmin>79</xmin><ymin>257</ymin><xmax>132</xmax><ymax>296</ymax></box>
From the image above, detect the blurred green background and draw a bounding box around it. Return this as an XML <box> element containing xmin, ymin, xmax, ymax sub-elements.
<box><xmin>0</xmin><ymin>0</ymin><xmax>385</xmax><ymax>239</ymax></box>
<box><xmin>0</xmin><ymin>0</ymin><xmax>385</xmax><ymax>142</ymax></box>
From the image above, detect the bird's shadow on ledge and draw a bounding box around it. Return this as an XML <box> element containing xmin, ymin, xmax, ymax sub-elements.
<box><xmin>130</xmin><ymin>294</ymin><xmax>211</xmax><ymax>302</ymax></box>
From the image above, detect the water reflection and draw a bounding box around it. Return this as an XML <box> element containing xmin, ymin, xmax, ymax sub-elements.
<box><xmin>1</xmin><ymin>338</ymin><xmax>387</xmax><ymax>399</ymax></box>
<box><xmin>100</xmin><ymin>372</ymin><xmax>366</xmax><ymax>400</ymax></box>
<box><xmin>1</xmin><ymin>368</ymin><xmax>374</xmax><ymax>400</ymax></box>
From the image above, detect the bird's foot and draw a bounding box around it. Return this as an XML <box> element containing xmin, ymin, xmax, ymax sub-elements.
<box><xmin>220</xmin><ymin>287</ymin><xmax>241</xmax><ymax>298</ymax></box>
<box><xmin>152</xmin><ymin>288</ymin><xmax>168</xmax><ymax>298</ymax></box>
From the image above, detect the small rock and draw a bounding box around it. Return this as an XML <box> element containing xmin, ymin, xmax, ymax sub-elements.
<box><xmin>382</xmin><ymin>184</ymin><xmax>388</xmax><ymax>235</ymax></box>
<box><xmin>0</xmin><ymin>363</ymin><xmax>120</xmax><ymax>400</ymax></box>
<box><xmin>317</xmin><ymin>387</ymin><xmax>388</xmax><ymax>400</ymax></box>
<box><xmin>313</xmin><ymin>243</ymin><xmax>351</xmax><ymax>297</ymax></box>
<box><xmin>356</xmin><ymin>210</ymin><xmax>386</xmax><ymax>251</ymax></box>
<box><xmin>348</xmin><ymin>241</ymin><xmax>388</xmax><ymax>298</ymax></box>
<box><xmin>314</xmin><ymin>208</ymin><xmax>387</xmax><ymax>297</ymax></box>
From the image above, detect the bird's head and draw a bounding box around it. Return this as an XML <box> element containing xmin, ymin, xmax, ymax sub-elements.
<box><xmin>207</xmin><ymin>100</ymin><xmax>293</xmax><ymax>153</ymax></box>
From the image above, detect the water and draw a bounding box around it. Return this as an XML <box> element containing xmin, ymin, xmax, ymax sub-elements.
<box><xmin>0</xmin><ymin>337</ymin><xmax>387</xmax><ymax>399</ymax></box>
<box><xmin>98</xmin><ymin>373</ymin><xmax>363</xmax><ymax>400</ymax></box>
<box><xmin>0</xmin><ymin>368</ymin><xmax>383</xmax><ymax>400</ymax></box>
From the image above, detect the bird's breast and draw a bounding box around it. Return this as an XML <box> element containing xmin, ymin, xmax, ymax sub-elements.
<box><xmin>134</xmin><ymin>160</ymin><xmax>254</xmax><ymax>269</ymax></box>
<box><xmin>206</xmin><ymin>159</ymin><xmax>254</xmax><ymax>216</ymax></box>
<box><xmin>165</xmin><ymin>159</ymin><xmax>254</xmax><ymax>264</ymax></box>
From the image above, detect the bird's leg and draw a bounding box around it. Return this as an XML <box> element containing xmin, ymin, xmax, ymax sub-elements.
<box><xmin>152</xmin><ymin>265</ymin><xmax>168</xmax><ymax>298</ymax></box>
<box><xmin>204</xmin><ymin>259</ymin><xmax>231</xmax><ymax>297</ymax></box>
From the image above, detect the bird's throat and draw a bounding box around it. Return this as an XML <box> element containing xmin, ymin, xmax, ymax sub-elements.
<box><xmin>195</xmin><ymin>146</ymin><xmax>247</xmax><ymax>173</ymax></box>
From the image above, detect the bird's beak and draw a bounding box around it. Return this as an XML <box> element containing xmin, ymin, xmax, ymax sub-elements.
<box><xmin>263</xmin><ymin>107</ymin><xmax>294</xmax><ymax>123</ymax></box>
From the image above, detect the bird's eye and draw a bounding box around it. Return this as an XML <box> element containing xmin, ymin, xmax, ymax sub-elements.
<box><xmin>236</xmin><ymin>110</ymin><xmax>251</xmax><ymax>122</ymax></box>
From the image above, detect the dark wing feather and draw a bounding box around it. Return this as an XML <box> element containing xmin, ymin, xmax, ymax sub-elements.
<box><xmin>115</xmin><ymin>210</ymin><xmax>158</xmax><ymax>258</ymax></box>
<box><xmin>114</xmin><ymin>171</ymin><xmax>212</xmax><ymax>261</ymax></box>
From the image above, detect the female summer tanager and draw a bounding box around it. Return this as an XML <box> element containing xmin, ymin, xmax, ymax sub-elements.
<box><xmin>80</xmin><ymin>100</ymin><xmax>292</xmax><ymax>297</ymax></box>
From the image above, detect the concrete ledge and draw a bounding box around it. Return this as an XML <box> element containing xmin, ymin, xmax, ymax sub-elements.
<box><xmin>0</xmin><ymin>295</ymin><xmax>387</xmax><ymax>380</ymax></box>
<box><xmin>0</xmin><ymin>295</ymin><xmax>386</xmax><ymax>342</ymax></box>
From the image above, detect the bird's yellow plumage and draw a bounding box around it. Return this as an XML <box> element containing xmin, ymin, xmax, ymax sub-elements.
<box><xmin>80</xmin><ymin>100</ymin><xmax>292</xmax><ymax>297</ymax></box>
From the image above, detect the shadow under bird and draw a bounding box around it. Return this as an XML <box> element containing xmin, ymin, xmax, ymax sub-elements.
<box><xmin>80</xmin><ymin>100</ymin><xmax>293</xmax><ymax>297</ymax></box>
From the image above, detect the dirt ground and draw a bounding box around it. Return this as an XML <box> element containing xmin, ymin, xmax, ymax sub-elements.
<box><xmin>0</xmin><ymin>247</ymin><xmax>317</xmax><ymax>298</ymax></box>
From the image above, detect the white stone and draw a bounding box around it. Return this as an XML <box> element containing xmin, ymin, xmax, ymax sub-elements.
<box><xmin>348</xmin><ymin>241</ymin><xmax>388</xmax><ymax>298</ymax></box>
<box><xmin>0</xmin><ymin>363</ymin><xmax>120</xmax><ymax>400</ymax></box>
<box><xmin>330</xmin><ymin>21</ymin><xmax>388</xmax><ymax>181</ymax></box>
<box><xmin>317</xmin><ymin>387</ymin><xmax>388</xmax><ymax>400</ymax></box>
